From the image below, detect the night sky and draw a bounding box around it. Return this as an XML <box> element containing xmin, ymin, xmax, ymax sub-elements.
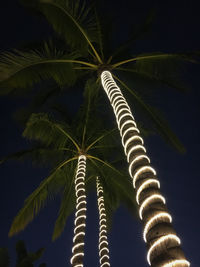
<box><xmin>0</xmin><ymin>0</ymin><xmax>200</xmax><ymax>267</ymax></box>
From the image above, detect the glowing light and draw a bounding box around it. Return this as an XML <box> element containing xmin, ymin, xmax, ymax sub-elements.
<box><xmin>116</xmin><ymin>107</ymin><xmax>131</xmax><ymax>120</ymax></box>
<box><xmin>76</xmin><ymin>200</ymin><xmax>87</xmax><ymax>210</ymax></box>
<box><xmin>139</xmin><ymin>194</ymin><xmax>166</xmax><ymax>219</ymax></box>
<box><xmin>124</xmin><ymin>135</ymin><xmax>144</xmax><ymax>155</ymax></box>
<box><xmin>100</xmin><ymin>255</ymin><xmax>110</xmax><ymax>264</ymax></box>
<box><xmin>99</xmin><ymin>247</ymin><xmax>110</xmax><ymax>255</ymax></box>
<box><xmin>70</xmin><ymin>253</ymin><xmax>84</xmax><ymax>264</ymax></box>
<box><xmin>101</xmin><ymin>263</ymin><xmax>110</xmax><ymax>267</ymax></box>
<box><xmin>75</xmin><ymin>208</ymin><xmax>87</xmax><ymax>217</ymax></box>
<box><xmin>99</xmin><ymin>235</ymin><xmax>108</xmax><ymax>242</ymax></box>
<box><xmin>75</xmin><ymin>182</ymin><xmax>85</xmax><ymax>191</ymax></box>
<box><xmin>101</xmin><ymin>71</ymin><xmax>189</xmax><ymax>266</ymax></box>
<box><xmin>127</xmin><ymin>145</ymin><xmax>146</xmax><ymax>162</ymax></box>
<box><xmin>72</xmin><ymin>243</ymin><xmax>84</xmax><ymax>253</ymax></box>
<box><xmin>74</xmin><ymin>215</ymin><xmax>86</xmax><ymax>226</ymax></box>
<box><xmin>74</xmin><ymin>224</ymin><xmax>86</xmax><ymax>234</ymax></box>
<box><xmin>120</xmin><ymin>120</ymin><xmax>137</xmax><ymax>134</ymax></box>
<box><xmin>79</xmin><ymin>155</ymin><xmax>86</xmax><ymax>160</ymax></box>
<box><xmin>99</xmin><ymin>240</ymin><xmax>109</xmax><ymax>250</ymax></box>
<box><xmin>114</xmin><ymin>102</ymin><xmax>130</xmax><ymax>115</ymax></box>
<box><xmin>112</xmin><ymin>95</ymin><xmax>125</xmax><ymax>108</ymax></box>
<box><xmin>73</xmin><ymin>231</ymin><xmax>85</xmax><ymax>243</ymax></box>
<box><xmin>110</xmin><ymin>91</ymin><xmax>121</xmax><ymax>103</ymax></box>
<box><xmin>75</xmin><ymin>188</ymin><xmax>85</xmax><ymax>197</ymax></box>
<box><xmin>147</xmin><ymin>234</ymin><xmax>181</xmax><ymax>265</ymax></box>
<box><xmin>71</xmin><ymin>155</ymin><xmax>87</xmax><ymax>266</ymax></box>
<box><xmin>122</xmin><ymin>127</ymin><xmax>140</xmax><ymax>146</ymax></box>
<box><xmin>136</xmin><ymin>179</ymin><xmax>160</xmax><ymax>204</ymax></box>
<box><xmin>96</xmin><ymin>177</ymin><xmax>110</xmax><ymax>267</ymax></box>
<box><xmin>76</xmin><ymin>195</ymin><xmax>86</xmax><ymax>203</ymax></box>
<box><xmin>143</xmin><ymin>212</ymin><xmax>172</xmax><ymax>242</ymax></box>
<box><xmin>133</xmin><ymin>166</ymin><xmax>156</xmax><ymax>188</ymax></box>
<box><xmin>129</xmin><ymin>155</ymin><xmax>150</xmax><ymax>178</ymax></box>
<box><xmin>162</xmin><ymin>259</ymin><xmax>190</xmax><ymax>267</ymax></box>
<box><xmin>117</xmin><ymin>112</ymin><xmax>134</xmax><ymax>126</ymax></box>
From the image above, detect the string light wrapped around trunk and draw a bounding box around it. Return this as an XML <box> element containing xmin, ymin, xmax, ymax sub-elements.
<box><xmin>101</xmin><ymin>71</ymin><xmax>190</xmax><ymax>267</ymax></box>
<box><xmin>71</xmin><ymin>155</ymin><xmax>87</xmax><ymax>267</ymax></box>
<box><xmin>96</xmin><ymin>177</ymin><xmax>110</xmax><ymax>267</ymax></box>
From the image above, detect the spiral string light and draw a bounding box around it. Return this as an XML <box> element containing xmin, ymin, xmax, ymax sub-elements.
<box><xmin>162</xmin><ymin>260</ymin><xmax>190</xmax><ymax>267</ymax></box>
<box><xmin>147</xmin><ymin>234</ymin><xmax>181</xmax><ymax>265</ymax></box>
<box><xmin>96</xmin><ymin>177</ymin><xmax>110</xmax><ymax>267</ymax></box>
<box><xmin>71</xmin><ymin>155</ymin><xmax>87</xmax><ymax>267</ymax></box>
<box><xmin>101</xmin><ymin>71</ymin><xmax>190</xmax><ymax>266</ymax></box>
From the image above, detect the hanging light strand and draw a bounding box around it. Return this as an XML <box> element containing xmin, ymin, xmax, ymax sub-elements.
<box><xmin>101</xmin><ymin>71</ymin><xmax>190</xmax><ymax>267</ymax></box>
<box><xmin>96</xmin><ymin>177</ymin><xmax>110</xmax><ymax>267</ymax></box>
<box><xmin>71</xmin><ymin>155</ymin><xmax>87</xmax><ymax>267</ymax></box>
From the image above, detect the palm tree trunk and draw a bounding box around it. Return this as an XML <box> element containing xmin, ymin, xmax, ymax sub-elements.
<box><xmin>101</xmin><ymin>71</ymin><xmax>190</xmax><ymax>267</ymax></box>
<box><xmin>70</xmin><ymin>155</ymin><xmax>87</xmax><ymax>267</ymax></box>
<box><xmin>96</xmin><ymin>177</ymin><xmax>110</xmax><ymax>267</ymax></box>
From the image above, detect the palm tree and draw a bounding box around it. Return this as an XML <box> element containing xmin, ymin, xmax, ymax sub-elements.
<box><xmin>96</xmin><ymin>176</ymin><xmax>110</xmax><ymax>267</ymax></box>
<box><xmin>0</xmin><ymin>0</ymin><xmax>194</xmax><ymax>265</ymax></box>
<box><xmin>6</xmin><ymin>83</ymin><xmax>135</xmax><ymax>266</ymax></box>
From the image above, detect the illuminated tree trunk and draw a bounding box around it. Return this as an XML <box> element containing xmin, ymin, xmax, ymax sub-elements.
<box><xmin>101</xmin><ymin>71</ymin><xmax>190</xmax><ymax>267</ymax></box>
<box><xmin>96</xmin><ymin>177</ymin><xmax>110</xmax><ymax>267</ymax></box>
<box><xmin>70</xmin><ymin>155</ymin><xmax>87</xmax><ymax>267</ymax></box>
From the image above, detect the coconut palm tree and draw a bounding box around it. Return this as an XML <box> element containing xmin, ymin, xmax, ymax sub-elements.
<box><xmin>96</xmin><ymin>176</ymin><xmax>110</xmax><ymax>267</ymax></box>
<box><xmin>5</xmin><ymin>81</ymin><xmax>135</xmax><ymax>266</ymax></box>
<box><xmin>0</xmin><ymin>0</ymin><xmax>194</xmax><ymax>265</ymax></box>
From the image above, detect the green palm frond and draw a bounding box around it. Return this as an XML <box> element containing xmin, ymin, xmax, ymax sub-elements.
<box><xmin>0</xmin><ymin>46</ymin><xmax>84</xmax><ymax>94</ymax></box>
<box><xmin>21</xmin><ymin>0</ymin><xmax>101</xmax><ymax>61</ymax></box>
<box><xmin>87</xmin><ymin>158</ymin><xmax>136</xmax><ymax>229</ymax></box>
<box><xmin>23</xmin><ymin>113</ymin><xmax>80</xmax><ymax>151</ymax></box>
<box><xmin>116</xmin><ymin>66</ymin><xmax>189</xmax><ymax>93</ymax></box>
<box><xmin>52</xmin><ymin>162</ymin><xmax>76</xmax><ymax>240</ymax></box>
<box><xmin>9</xmin><ymin>166</ymin><xmax>69</xmax><ymax>236</ymax></box>
<box><xmin>0</xmin><ymin>147</ymin><xmax>70</xmax><ymax>168</ymax></box>
<box><xmin>113</xmin><ymin>74</ymin><xmax>185</xmax><ymax>153</ymax></box>
<box><xmin>73</xmin><ymin>77</ymin><xmax>101</xmax><ymax>146</ymax></box>
<box><xmin>112</xmin><ymin>52</ymin><xmax>196</xmax><ymax>68</ymax></box>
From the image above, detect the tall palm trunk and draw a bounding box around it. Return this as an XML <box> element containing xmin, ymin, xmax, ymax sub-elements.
<box><xmin>71</xmin><ymin>155</ymin><xmax>87</xmax><ymax>267</ymax></box>
<box><xmin>96</xmin><ymin>177</ymin><xmax>110</xmax><ymax>267</ymax></box>
<box><xmin>101</xmin><ymin>71</ymin><xmax>190</xmax><ymax>267</ymax></box>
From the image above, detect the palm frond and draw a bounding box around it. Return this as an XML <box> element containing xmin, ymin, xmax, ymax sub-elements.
<box><xmin>52</xmin><ymin>162</ymin><xmax>76</xmax><ymax>240</ymax></box>
<box><xmin>113</xmin><ymin>74</ymin><xmax>186</xmax><ymax>153</ymax></box>
<box><xmin>87</xmin><ymin>158</ymin><xmax>136</xmax><ymax>229</ymax></box>
<box><xmin>21</xmin><ymin>0</ymin><xmax>101</xmax><ymax>61</ymax></box>
<box><xmin>112</xmin><ymin>52</ymin><xmax>196</xmax><ymax>68</ymax></box>
<box><xmin>23</xmin><ymin>113</ymin><xmax>80</xmax><ymax>151</ymax></box>
<box><xmin>0</xmin><ymin>46</ymin><xmax>81</xmax><ymax>94</ymax></box>
<box><xmin>116</xmin><ymin>66</ymin><xmax>189</xmax><ymax>92</ymax></box>
<box><xmin>0</xmin><ymin>147</ymin><xmax>67</xmax><ymax>168</ymax></box>
<box><xmin>9</xmin><ymin>167</ymin><xmax>67</xmax><ymax>236</ymax></box>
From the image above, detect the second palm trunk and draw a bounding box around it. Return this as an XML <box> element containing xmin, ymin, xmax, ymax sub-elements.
<box><xmin>101</xmin><ymin>71</ymin><xmax>190</xmax><ymax>267</ymax></box>
<box><xmin>71</xmin><ymin>155</ymin><xmax>87</xmax><ymax>267</ymax></box>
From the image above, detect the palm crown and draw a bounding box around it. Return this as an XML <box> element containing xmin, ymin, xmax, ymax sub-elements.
<box><xmin>0</xmin><ymin>0</ymin><xmax>196</xmax><ymax>152</ymax></box>
<box><xmin>7</xmin><ymin>80</ymin><xmax>135</xmax><ymax>241</ymax></box>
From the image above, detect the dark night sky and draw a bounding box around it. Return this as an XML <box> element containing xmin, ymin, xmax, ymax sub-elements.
<box><xmin>0</xmin><ymin>0</ymin><xmax>200</xmax><ymax>267</ymax></box>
